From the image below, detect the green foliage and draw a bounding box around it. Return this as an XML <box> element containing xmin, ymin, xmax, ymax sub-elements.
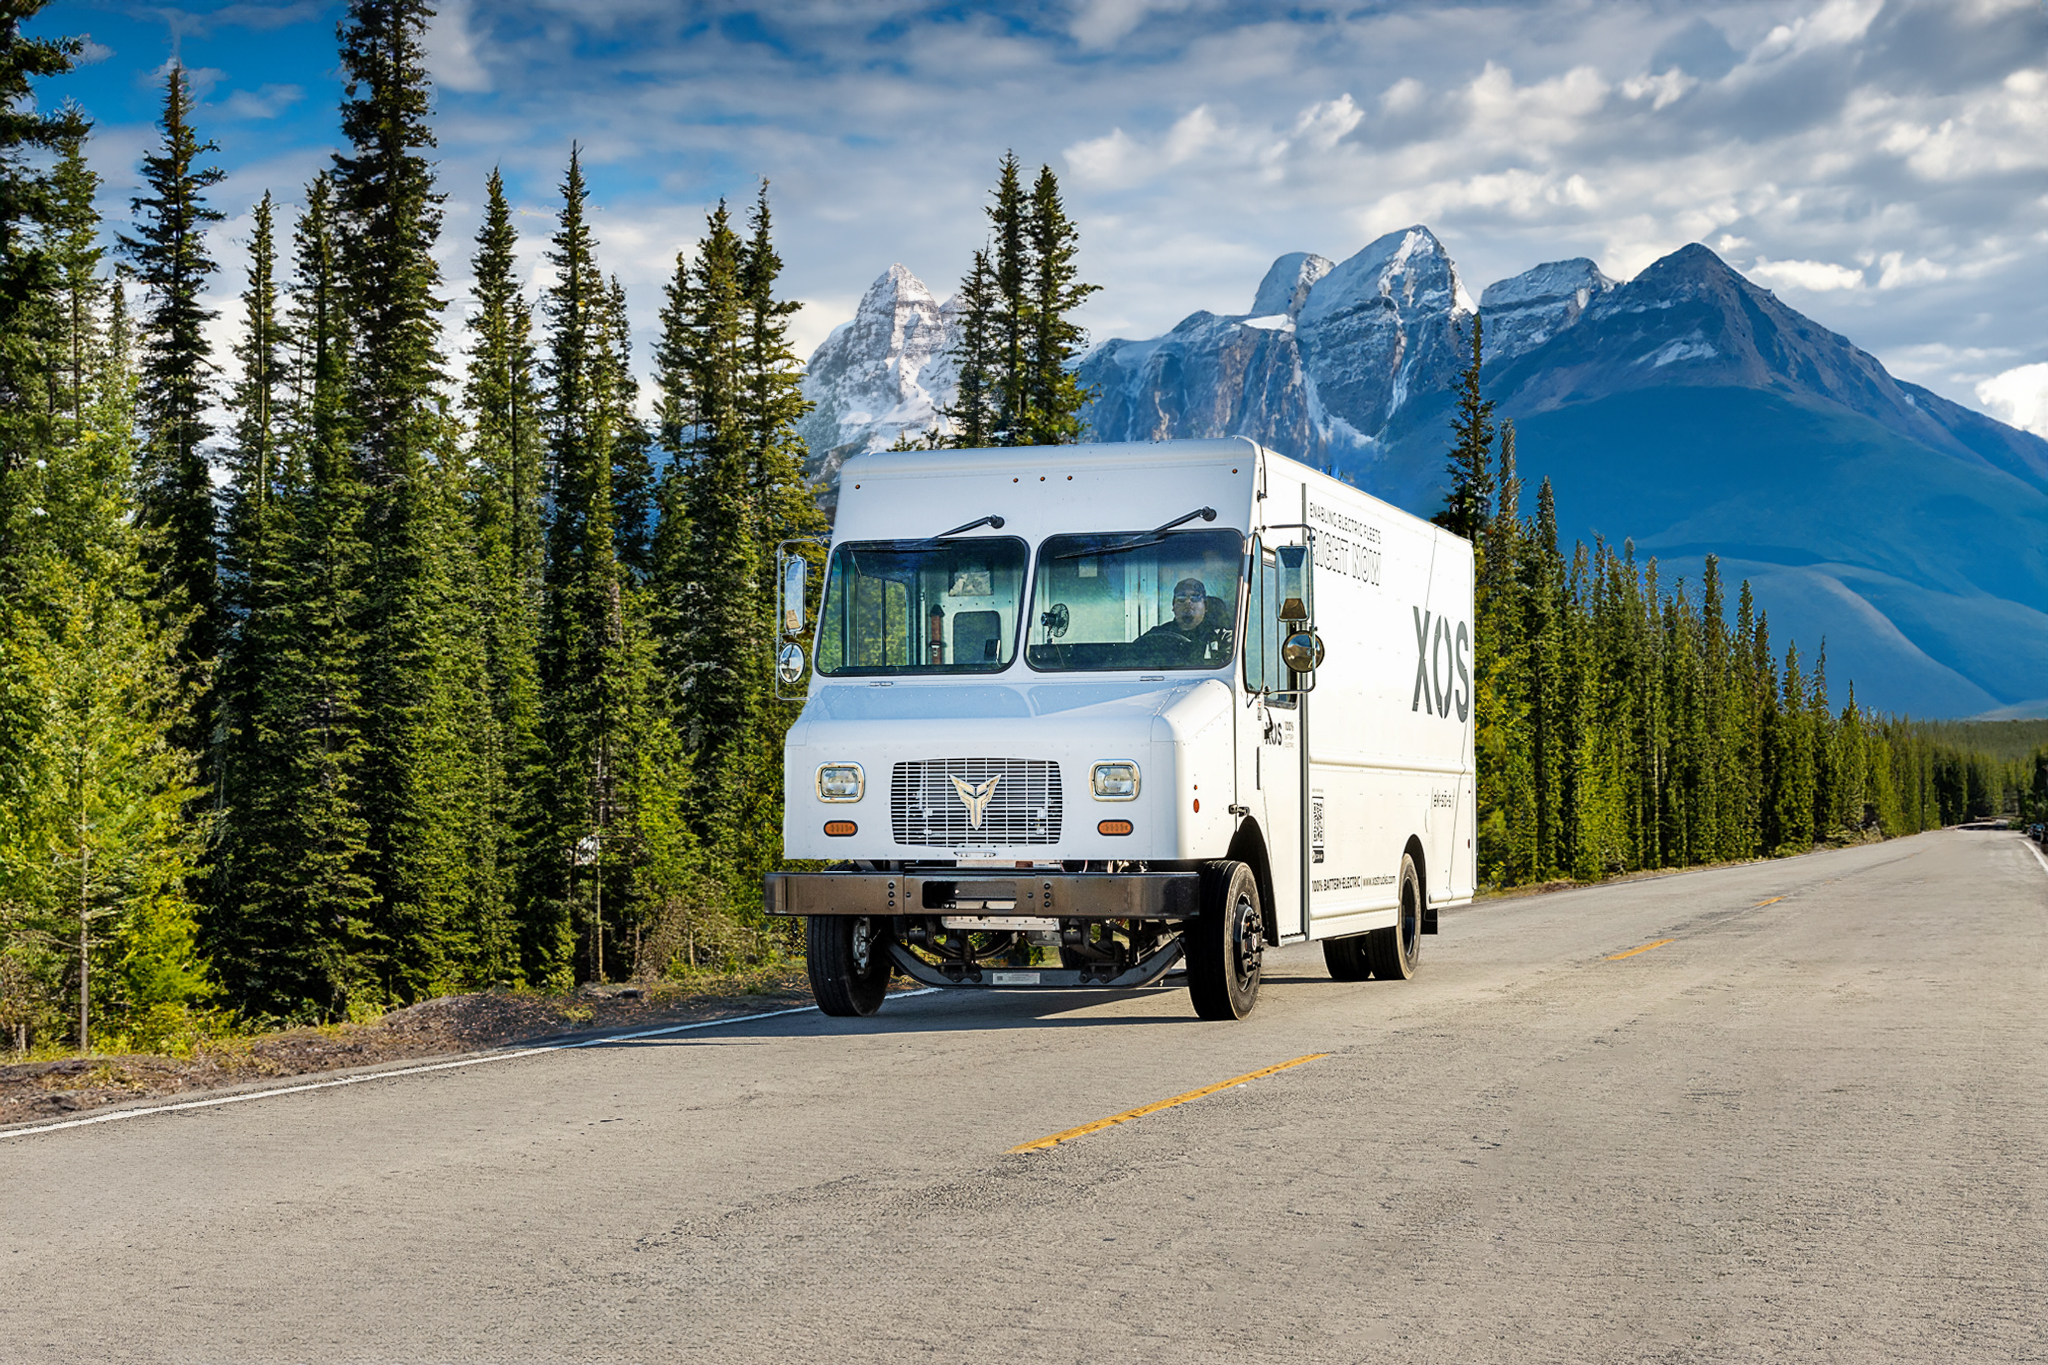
<box><xmin>1</xmin><ymin>0</ymin><xmax>831</xmax><ymax>1045</ymax></box>
<box><xmin>117</xmin><ymin>65</ymin><xmax>223</xmax><ymax>701</ymax></box>
<box><xmin>1471</xmin><ymin>445</ymin><xmax>2029</xmax><ymax>888</ymax></box>
<box><xmin>946</xmin><ymin>154</ymin><xmax>1096</xmax><ymax>448</ymax></box>
<box><xmin>1435</xmin><ymin>313</ymin><xmax>1494</xmax><ymax>541</ymax></box>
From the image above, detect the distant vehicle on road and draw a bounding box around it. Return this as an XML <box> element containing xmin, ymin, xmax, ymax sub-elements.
<box><xmin>764</xmin><ymin>439</ymin><xmax>1476</xmax><ymax>1020</ymax></box>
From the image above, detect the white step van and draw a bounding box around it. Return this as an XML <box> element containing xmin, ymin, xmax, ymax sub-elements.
<box><xmin>765</xmin><ymin>438</ymin><xmax>1475</xmax><ymax>1019</ymax></box>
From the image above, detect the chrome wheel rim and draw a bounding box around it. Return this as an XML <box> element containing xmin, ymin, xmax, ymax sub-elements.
<box><xmin>1231</xmin><ymin>890</ymin><xmax>1264</xmax><ymax>995</ymax></box>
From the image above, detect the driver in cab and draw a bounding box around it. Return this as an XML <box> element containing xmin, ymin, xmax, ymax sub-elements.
<box><xmin>1133</xmin><ymin>576</ymin><xmax>1232</xmax><ymax>665</ymax></box>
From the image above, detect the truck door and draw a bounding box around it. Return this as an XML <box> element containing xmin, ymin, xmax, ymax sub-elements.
<box><xmin>1245</xmin><ymin>539</ymin><xmax>1306</xmax><ymax>940</ymax></box>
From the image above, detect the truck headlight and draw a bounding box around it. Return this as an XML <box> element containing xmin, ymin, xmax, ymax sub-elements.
<box><xmin>1091</xmin><ymin>761</ymin><xmax>1140</xmax><ymax>800</ymax></box>
<box><xmin>816</xmin><ymin>763</ymin><xmax>864</xmax><ymax>801</ymax></box>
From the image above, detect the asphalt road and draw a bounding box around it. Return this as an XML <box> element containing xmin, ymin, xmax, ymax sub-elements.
<box><xmin>5</xmin><ymin>830</ymin><xmax>2045</xmax><ymax>1364</ymax></box>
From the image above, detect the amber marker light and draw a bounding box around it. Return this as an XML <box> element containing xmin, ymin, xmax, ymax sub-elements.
<box><xmin>1098</xmin><ymin>819</ymin><xmax>1133</xmax><ymax>836</ymax></box>
<box><xmin>824</xmin><ymin>820</ymin><xmax>857</xmax><ymax>837</ymax></box>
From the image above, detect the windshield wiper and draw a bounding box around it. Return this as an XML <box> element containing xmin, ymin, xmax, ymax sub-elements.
<box><xmin>1055</xmin><ymin>506</ymin><xmax>1217</xmax><ymax>559</ymax></box>
<box><xmin>933</xmin><ymin>514</ymin><xmax>1006</xmax><ymax>538</ymax></box>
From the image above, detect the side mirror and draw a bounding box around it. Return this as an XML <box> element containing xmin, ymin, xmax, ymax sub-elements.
<box><xmin>779</xmin><ymin>551</ymin><xmax>808</xmax><ymax>638</ymax></box>
<box><xmin>777</xmin><ymin>643</ymin><xmax>807</xmax><ymax>685</ymax></box>
<box><xmin>1275</xmin><ymin>544</ymin><xmax>1311</xmax><ymax>626</ymax></box>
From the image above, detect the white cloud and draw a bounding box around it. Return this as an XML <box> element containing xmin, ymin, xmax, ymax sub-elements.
<box><xmin>221</xmin><ymin>84</ymin><xmax>304</xmax><ymax>121</ymax></box>
<box><xmin>1976</xmin><ymin>363</ymin><xmax>2048</xmax><ymax>437</ymax></box>
<box><xmin>1620</xmin><ymin>67</ymin><xmax>1695</xmax><ymax>111</ymax></box>
<box><xmin>427</xmin><ymin>0</ymin><xmax>493</xmax><ymax>94</ymax></box>
<box><xmin>1749</xmin><ymin>0</ymin><xmax>1885</xmax><ymax>63</ymax></box>
<box><xmin>1380</xmin><ymin>77</ymin><xmax>1425</xmax><ymax>115</ymax></box>
<box><xmin>1875</xmin><ymin>252</ymin><xmax>1948</xmax><ymax>289</ymax></box>
<box><xmin>1069</xmin><ymin>0</ymin><xmax>1201</xmax><ymax>49</ymax></box>
<box><xmin>1284</xmin><ymin>95</ymin><xmax>1363</xmax><ymax>154</ymax></box>
<box><xmin>1749</xmin><ymin>256</ymin><xmax>1866</xmax><ymax>292</ymax></box>
<box><xmin>78</xmin><ymin>39</ymin><xmax>113</xmax><ymax>65</ymax></box>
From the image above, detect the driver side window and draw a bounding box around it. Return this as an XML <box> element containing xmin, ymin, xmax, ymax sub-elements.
<box><xmin>1243</xmin><ymin>544</ymin><xmax>1296</xmax><ymax>708</ymax></box>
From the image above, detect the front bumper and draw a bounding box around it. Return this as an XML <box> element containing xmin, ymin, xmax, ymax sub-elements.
<box><xmin>763</xmin><ymin>871</ymin><xmax>1202</xmax><ymax>921</ymax></box>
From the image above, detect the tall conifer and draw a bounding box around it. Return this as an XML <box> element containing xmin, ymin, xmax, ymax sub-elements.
<box><xmin>1021</xmin><ymin>164</ymin><xmax>1097</xmax><ymax>445</ymax></box>
<box><xmin>119</xmin><ymin>65</ymin><xmax>223</xmax><ymax>721</ymax></box>
<box><xmin>944</xmin><ymin>249</ymin><xmax>999</xmax><ymax>448</ymax></box>
<box><xmin>1436</xmin><ymin>312</ymin><xmax>1494</xmax><ymax>541</ymax></box>
<box><xmin>0</xmin><ymin>8</ymin><xmax>84</xmax><ymax>590</ymax></box>
<box><xmin>463</xmin><ymin>166</ymin><xmax>544</xmax><ymax>984</ymax></box>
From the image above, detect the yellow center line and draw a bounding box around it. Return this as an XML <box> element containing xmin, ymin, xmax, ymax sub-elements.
<box><xmin>1752</xmin><ymin>896</ymin><xmax>1786</xmax><ymax>907</ymax></box>
<box><xmin>1009</xmin><ymin>1053</ymin><xmax>1330</xmax><ymax>1154</ymax></box>
<box><xmin>1605</xmin><ymin>938</ymin><xmax>1675</xmax><ymax>960</ymax></box>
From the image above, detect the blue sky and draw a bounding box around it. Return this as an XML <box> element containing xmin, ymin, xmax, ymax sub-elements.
<box><xmin>35</xmin><ymin>0</ymin><xmax>2048</xmax><ymax>434</ymax></box>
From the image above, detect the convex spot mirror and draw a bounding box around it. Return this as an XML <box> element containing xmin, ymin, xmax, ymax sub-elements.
<box><xmin>777</xmin><ymin>643</ymin><xmax>806</xmax><ymax>685</ymax></box>
<box><xmin>1282</xmin><ymin>630</ymin><xmax>1325</xmax><ymax>674</ymax></box>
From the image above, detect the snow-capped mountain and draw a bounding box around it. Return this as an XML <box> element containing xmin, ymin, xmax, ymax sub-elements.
<box><xmin>1079</xmin><ymin>226</ymin><xmax>1476</xmax><ymax>505</ymax></box>
<box><xmin>799</xmin><ymin>235</ymin><xmax>2048</xmax><ymax>717</ymax></box>
<box><xmin>797</xmin><ymin>264</ymin><xmax>961</xmax><ymax>485</ymax></box>
<box><xmin>1480</xmin><ymin>258</ymin><xmax>1616</xmax><ymax>364</ymax></box>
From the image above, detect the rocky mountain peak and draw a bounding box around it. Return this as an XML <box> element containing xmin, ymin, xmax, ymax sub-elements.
<box><xmin>797</xmin><ymin>263</ymin><xmax>959</xmax><ymax>482</ymax></box>
<box><xmin>1480</xmin><ymin>257</ymin><xmax>1617</xmax><ymax>363</ymax></box>
<box><xmin>1248</xmin><ymin>252</ymin><xmax>1333</xmax><ymax>320</ymax></box>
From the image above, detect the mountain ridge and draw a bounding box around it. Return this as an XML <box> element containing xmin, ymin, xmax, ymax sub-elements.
<box><xmin>797</xmin><ymin>240</ymin><xmax>2048</xmax><ymax>718</ymax></box>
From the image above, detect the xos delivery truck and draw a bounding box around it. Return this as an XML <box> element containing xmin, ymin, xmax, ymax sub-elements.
<box><xmin>764</xmin><ymin>438</ymin><xmax>1475</xmax><ymax>1020</ymax></box>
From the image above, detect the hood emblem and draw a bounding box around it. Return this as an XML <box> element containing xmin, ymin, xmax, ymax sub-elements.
<box><xmin>949</xmin><ymin>774</ymin><xmax>1002</xmax><ymax>829</ymax></box>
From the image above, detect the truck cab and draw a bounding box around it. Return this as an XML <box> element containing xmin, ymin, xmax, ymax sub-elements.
<box><xmin>766</xmin><ymin>438</ymin><xmax>1476</xmax><ymax>1019</ymax></box>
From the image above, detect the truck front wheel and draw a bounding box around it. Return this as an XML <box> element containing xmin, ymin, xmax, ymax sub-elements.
<box><xmin>807</xmin><ymin>914</ymin><xmax>891</xmax><ymax>1017</ymax></box>
<box><xmin>1187</xmin><ymin>861</ymin><xmax>1264</xmax><ymax>1020</ymax></box>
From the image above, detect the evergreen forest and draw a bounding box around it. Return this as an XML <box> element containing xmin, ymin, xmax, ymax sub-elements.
<box><xmin>0</xmin><ymin>2</ymin><xmax>2040</xmax><ymax>1059</ymax></box>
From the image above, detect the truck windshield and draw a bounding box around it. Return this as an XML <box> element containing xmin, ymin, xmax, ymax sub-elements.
<box><xmin>1027</xmin><ymin>528</ymin><xmax>1244</xmax><ymax>672</ymax></box>
<box><xmin>816</xmin><ymin>537</ymin><xmax>1029</xmax><ymax>676</ymax></box>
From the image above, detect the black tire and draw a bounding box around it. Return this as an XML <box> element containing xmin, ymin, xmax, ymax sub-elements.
<box><xmin>807</xmin><ymin>914</ymin><xmax>891</xmax><ymax>1017</ymax></box>
<box><xmin>1186</xmin><ymin>861</ymin><xmax>1264</xmax><ymax>1020</ymax></box>
<box><xmin>1365</xmin><ymin>853</ymin><xmax>1423</xmax><ymax>981</ymax></box>
<box><xmin>1322</xmin><ymin>935</ymin><xmax>1372</xmax><ymax>981</ymax></box>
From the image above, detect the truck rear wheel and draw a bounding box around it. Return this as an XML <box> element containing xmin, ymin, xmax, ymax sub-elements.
<box><xmin>1187</xmin><ymin>861</ymin><xmax>1264</xmax><ymax>1020</ymax></box>
<box><xmin>1322</xmin><ymin>935</ymin><xmax>1372</xmax><ymax>981</ymax></box>
<box><xmin>807</xmin><ymin>914</ymin><xmax>891</xmax><ymax>1017</ymax></box>
<box><xmin>1365</xmin><ymin>853</ymin><xmax>1423</xmax><ymax>981</ymax></box>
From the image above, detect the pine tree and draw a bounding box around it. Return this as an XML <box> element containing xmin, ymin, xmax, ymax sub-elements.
<box><xmin>462</xmin><ymin>166</ymin><xmax>544</xmax><ymax>986</ymax></box>
<box><xmin>660</xmin><ymin>205</ymin><xmax>759</xmax><ymax>859</ymax></box>
<box><xmin>209</xmin><ymin>177</ymin><xmax>378</xmax><ymax>1017</ymax></box>
<box><xmin>944</xmin><ymin>248</ymin><xmax>999</xmax><ymax>448</ymax></box>
<box><xmin>41</xmin><ymin>123</ymin><xmax>99</xmax><ymax>441</ymax></box>
<box><xmin>1435</xmin><ymin>311</ymin><xmax>1495</xmax><ymax>541</ymax></box>
<box><xmin>0</xmin><ymin>7</ymin><xmax>85</xmax><ymax>591</ymax></box>
<box><xmin>734</xmin><ymin>182</ymin><xmax>824</xmax><ymax>881</ymax></box>
<box><xmin>212</xmin><ymin>192</ymin><xmax>291</xmax><ymax>938</ymax></box>
<box><xmin>603</xmin><ymin>273</ymin><xmax>655</xmax><ymax>580</ymax></box>
<box><xmin>332</xmin><ymin>0</ymin><xmax>499</xmax><ymax>1003</ymax></box>
<box><xmin>525</xmin><ymin>150</ymin><xmax>675</xmax><ymax>985</ymax></box>
<box><xmin>1020</xmin><ymin>164</ymin><xmax>1097</xmax><ymax>445</ymax></box>
<box><xmin>0</xmin><ymin>230</ymin><xmax>209</xmax><ymax>1051</ymax></box>
<box><xmin>118</xmin><ymin>64</ymin><xmax>224</xmax><ymax>718</ymax></box>
<box><xmin>989</xmin><ymin>152</ymin><xmax>1029</xmax><ymax>442</ymax></box>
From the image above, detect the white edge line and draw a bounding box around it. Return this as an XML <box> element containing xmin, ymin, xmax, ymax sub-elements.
<box><xmin>2022</xmin><ymin>835</ymin><xmax>2048</xmax><ymax>879</ymax></box>
<box><xmin>3</xmin><ymin>988</ymin><xmax>940</xmax><ymax>1141</ymax></box>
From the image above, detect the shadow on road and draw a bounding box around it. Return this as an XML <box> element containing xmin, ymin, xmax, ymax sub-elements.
<box><xmin>576</xmin><ymin>958</ymin><xmax>1361</xmax><ymax>1048</ymax></box>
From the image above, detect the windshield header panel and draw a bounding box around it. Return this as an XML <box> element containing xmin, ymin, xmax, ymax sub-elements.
<box><xmin>1028</xmin><ymin>528</ymin><xmax>1245</xmax><ymax>673</ymax></box>
<box><xmin>817</xmin><ymin>537</ymin><xmax>1029</xmax><ymax>677</ymax></box>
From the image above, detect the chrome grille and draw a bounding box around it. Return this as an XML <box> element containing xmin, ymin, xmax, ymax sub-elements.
<box><xmin>891</xmin><ymin>759</ymin><xmax>1064</xmax><ymax>847</ymax></box>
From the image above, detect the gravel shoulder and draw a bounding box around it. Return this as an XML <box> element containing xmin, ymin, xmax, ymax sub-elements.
<box><xmin>0</xmin><ymin>970</ymin><xmax>818</xmax><ymax>1128</ymax></box>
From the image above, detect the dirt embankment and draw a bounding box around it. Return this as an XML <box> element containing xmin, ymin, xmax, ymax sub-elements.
<box><xmin>1</xmin><ymin>970</ymin><xmax>815</xmax><ymax>1128</ymax></box>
